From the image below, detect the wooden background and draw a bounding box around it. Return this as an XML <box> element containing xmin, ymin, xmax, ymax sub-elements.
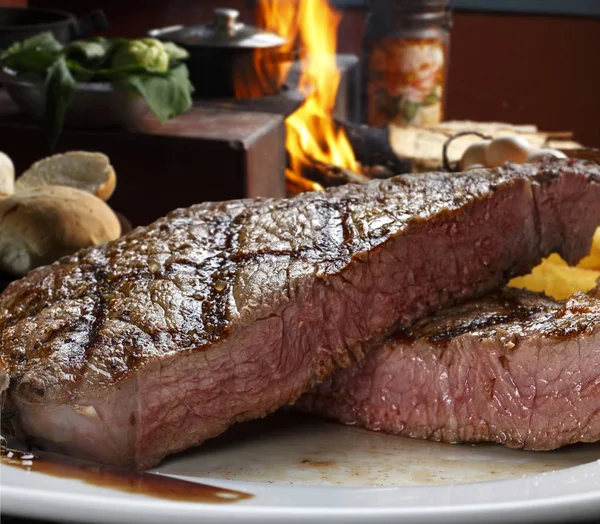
<box><xmin>2</xmin><ymin>0</ymin><xmax>600</xmax><ymax>147</ymax></box>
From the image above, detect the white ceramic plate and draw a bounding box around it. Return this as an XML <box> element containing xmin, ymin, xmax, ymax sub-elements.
<box><xmin>2</xmin><ymin>412</ymin><xmax>600</xmax><ymax>523</ymax></box>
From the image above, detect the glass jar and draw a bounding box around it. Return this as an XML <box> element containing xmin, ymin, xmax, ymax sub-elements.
<box><xmin>363</xmin><ymin>0</ymin><xmax>452</xmax><ymax>127</ymax></box>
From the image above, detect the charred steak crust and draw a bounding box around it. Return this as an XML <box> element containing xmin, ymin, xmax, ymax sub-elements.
<box><xmin>1</xmin><ymin>158</ymin><xmax>599</xmax><ymax>468</ymax></box>
<box><xmin>298</xmin><ymin>284</ymin><xmax>600</xmax><ymax>450</ymax></box>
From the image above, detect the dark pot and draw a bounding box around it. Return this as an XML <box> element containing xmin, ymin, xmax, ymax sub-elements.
<box><xmin>0</xmin><ymin>7</ymin><xmax>108</xmax><ymax>50</ymax></box>
<box><xmin>149</xmin><ymin>8</ymin><xmax>297</xmax><ymax>99</ymax></box>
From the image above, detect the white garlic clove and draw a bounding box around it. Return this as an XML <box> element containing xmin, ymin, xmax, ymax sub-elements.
<box><xmin>485</xmin><ymin>135</ymin><xmax>532</xmax><ymax>168</ymax></box>
<box><xmin>459</xmin><ymin>140</ymin><xmax>492</xmax><ymax>171</ymax></box>
<box><xmin>525</xmin><ymin>148</ymin><xmax>568</xmax><ymax>163</ymax></box>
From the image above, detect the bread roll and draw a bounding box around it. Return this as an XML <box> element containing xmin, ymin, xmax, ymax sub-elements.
<box><xmin>16</xmin><ymin>151</ymin><xmax>116</xmax><ymax>201</ymax></box>
<box><xmin>0</xmin><ymin>151</ymin><xmax>15</xmax><ymax>199</ymax></box>
<box><xmin>0</xmin><ymin>186</ymin><xmax>121</xmax><ymax>276</ymax></box>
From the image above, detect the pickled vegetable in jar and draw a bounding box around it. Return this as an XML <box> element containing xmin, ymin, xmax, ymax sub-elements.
<box><xmin>364</xmin><ymin>0</ymin><xmax>452</xmax><ymax>127</ymax></box>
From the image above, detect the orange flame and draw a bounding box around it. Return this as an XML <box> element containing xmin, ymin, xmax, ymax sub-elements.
<box><xmin>234</xmin><ymin>3</ymin><xmax>298</xmax><ymax>99</ymax></box>
<box><xmin>255</xmin><ymin>0</ymin><xmax>358</xmax><ymax>184</ymax></box>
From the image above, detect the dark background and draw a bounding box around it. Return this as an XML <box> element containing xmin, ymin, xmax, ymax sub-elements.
<box><xmin>4</xmin><ymin>0</ymin><xmax>600</xmax><ymax>147</ymax></box>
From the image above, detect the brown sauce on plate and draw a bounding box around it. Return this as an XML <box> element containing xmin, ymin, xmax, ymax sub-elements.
<box><xmin>1</xmin><ymin>451</ymin><xmax>252</xmax><ymax>504</ymax></box>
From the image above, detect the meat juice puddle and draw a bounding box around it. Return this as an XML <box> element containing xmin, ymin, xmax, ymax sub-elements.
<box><xmin>1</xmin><ymin>448</ymin><xmax>252</xmax><ymax>503</ymax></box>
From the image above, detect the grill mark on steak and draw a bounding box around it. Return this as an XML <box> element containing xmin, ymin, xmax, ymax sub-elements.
<box><xmin>78</xmin><ymin>296</ymin><xmax>108</xmax><ymax>370</ymax></box>
<box><xmin>299</xmin><ymin>284</ymin><xmax>600</xmax><ymax>450</ymax></box>
<box><xmin>1</xmin><ymin>158</ymin><xmax>600</xmax><ymax>469</ymax></box>
<box><xmin>393</xmin><ymin>291</ymin><xmax>551</xmax><ymax>346</ymax></box>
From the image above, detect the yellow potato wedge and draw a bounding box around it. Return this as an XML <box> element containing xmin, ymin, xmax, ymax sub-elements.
<box><xmin>593</xmin><ymin>227</ymin><xmax>600</xmax><ymax>253</ymax></box>
<box><xmin>578</xmin><ymin>252</ymin><xmax>600</xmax><ymax>271</ymax></box>
<box><xmin>573</xmin><ymin>228</ymin><xmax>600</xmax><ymax>270</ymax></box>
<box><xmin>509</xmin><ymin>256</ymin><xmax>600</xmax><ymax>300</ymax></box>
<box><xmin>510</xmin><ymin>228</ymin><xmax>600</xmax><ymax>298</ymax></box>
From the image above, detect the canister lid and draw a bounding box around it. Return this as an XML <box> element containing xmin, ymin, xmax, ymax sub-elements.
<box><xmin>148</xmin><ymin>8</ymin><xmax>287</xmax><ymax>49</ymax></box>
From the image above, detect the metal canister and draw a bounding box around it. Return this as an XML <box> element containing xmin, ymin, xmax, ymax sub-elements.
<box><xmin>363</xmin><ymin>0</ymin><xmax>452</xmax><ymax>127</ymax></box>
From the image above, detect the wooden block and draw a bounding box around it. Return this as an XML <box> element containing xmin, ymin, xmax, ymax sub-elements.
<box><xmin>0</xmin><ymin>92</ymin><xmax>286</xmax><ymax>226</ymax></box>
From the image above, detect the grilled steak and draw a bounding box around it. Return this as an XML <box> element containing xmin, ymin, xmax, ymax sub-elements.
<box><xmin>1</xmin><ymin>158</ymin><xmax>599</xmax><ymax>469</ymax></box>
<box><xmin>299</xmin><ymin>284</ymin><xmax>600</xmax><ymax>450</ymax></box>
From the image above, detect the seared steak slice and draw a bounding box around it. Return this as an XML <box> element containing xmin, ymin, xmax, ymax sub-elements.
<box><xmin>1</xmin><ymin>158</ymin><xmax>600</xmax><ymax>469</ymax></box>
<box><xmin>298</xmin><ymin>285</ymin><xmax>600</xmax><ymax>450</ymax></box>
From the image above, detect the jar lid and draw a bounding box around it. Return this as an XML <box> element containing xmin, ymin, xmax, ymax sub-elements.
<box><xmin>148</xmin><ymin>8</ymin><xmax>287</xmax><ymax>49</ymax></box>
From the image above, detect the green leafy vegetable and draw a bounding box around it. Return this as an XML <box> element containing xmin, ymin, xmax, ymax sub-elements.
<box><xmin>45</xmin><ymin>56</ymin><xmax>76</xmax><ymax>149</ymax></box>
<box><xmin>64</xmin><ymin>37</ymin><xmax>112</xmax><ymax>69</ymax></box>
<box><xmin>115</xmin><ymin>64</ymin><xmax>193</xmax><ymax>122</ymax></box>
<box><xmin>1</xmin><ymin>32</ymin><xmax>63</xmax><ymax>75</ymax></box>
<box><xmin>110</xmin><ymin>38</ymin><xmax>170</xmax><ymax>74</ymax></box>
<box><xmin>163</xmin><ymin>42</ymin><xmax>190</xmax><ymax>63</ymax></box>
<box><xmin>1</xmin><ymin>34</ymin><xmax>193</xmax><ymax>148</ymax></box>
<box><xmin>1</xmin><ymin>32</ymin><xmax>63</xmax><ymax>59</ymax></box>
<box><xmin>66</xmin><ymin>60</ymin><xmax>154</xmax><ymax>82</ymax></box>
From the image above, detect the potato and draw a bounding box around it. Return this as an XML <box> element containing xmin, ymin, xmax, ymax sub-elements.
<box><xmin>509</xmin><ymin>254</ymin><xmax>600</xmax><ymax>300</ymax></box>
<box><xmin>578</xmin><ymin>253</ymin><xmax>600</xmax><ymax>271</ymax></box>
<box><xmin>509</xmin><ymin>228</ymin><xmax>600</xmax><ymax>298</ymax></box>
<box><xmin>593</xmin><ymin>227</ymin><xmax>600</xmax><ymax>254</ymax></box>
<box><xmin>588</xmin><ymin>227</ymin><xmax>600</xmax><ymax>254</ymax></box>
<box><xmin>576</xmin><ymin>228</ymin><xmax>600</xmax><ymax>270</ymax></box>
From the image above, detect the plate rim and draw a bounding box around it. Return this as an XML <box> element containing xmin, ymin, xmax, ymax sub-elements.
<box><xmin>3</xmin><ymin>460</ymin><xmax>600</xmax><ymax>523</ymax></box>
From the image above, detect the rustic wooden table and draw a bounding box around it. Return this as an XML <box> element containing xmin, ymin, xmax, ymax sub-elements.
<box><xmin>0</xmin><ymin>90</ymin><xmax>288</xmax><ymax>227</ymax></box>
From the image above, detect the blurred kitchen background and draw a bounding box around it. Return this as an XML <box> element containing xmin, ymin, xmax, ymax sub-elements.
<box><xmin>10</xmin><ymin>0</ymin><xmax>598</xmax><ymax>146</ymax></box>
<box><xmin>0</xmin><ymin>0</ymin><xmax>598</xmax><ymax>226</ymax></box>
